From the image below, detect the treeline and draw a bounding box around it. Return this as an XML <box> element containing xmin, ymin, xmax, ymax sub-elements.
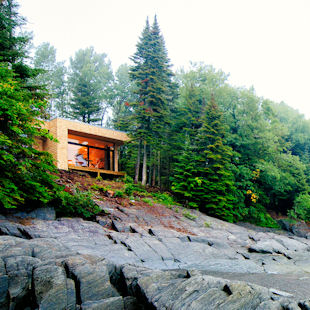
<box><xmin>32</xmin><ymin>17</ymin><xmax>310</xmax><ymax>226</ymax></box>
<box><xmin>2</xmin><ymin>1</ymin><xmax>310</xmax><ymax>226</ymax></box>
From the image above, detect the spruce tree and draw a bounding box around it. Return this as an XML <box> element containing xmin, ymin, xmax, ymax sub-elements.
<box><xmin>172</xmin><ymin>97</ymin><xmax>237</xmax><ymax>222</ymax></box>
<box><xmin>129</xmin><ymin>16</ymin><xmax>177</xmax><ymax>185</ymax></box>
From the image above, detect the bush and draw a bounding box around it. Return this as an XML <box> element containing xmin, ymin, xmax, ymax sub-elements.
<box><xmin>114</xmin><ymin>190</ymin><xmax>125</xmax><ymax>198</ymax></box>
<box><xmin>91</xmin><ymin>184</ymin><xmax>110</xmax><ymax>192</ymax></box>
<box><xmin>152</xmin><ymin>192</ymin><xmax>176</xmax><ymax>206</ymax></box>
<box><xmin>53</xmin><ymin>188</ymin><xmax>101</xmax><ymax>219</ymax></box>
<box><xmin>123</xmin><ymin>174</ymin><xmax>134</xmax><ymax>184</ymax></box>
<box><xmin>288</xmin><ymin>193</ymin><xmax>310</xmax><ymax>221</ymax></box>
<box><xmin>124</xmin><ymin>184</ymin><xmax>135</xmax><ymax>196</ymax></box>
<box><xmin>142</xmin><ymin>198</ymin><xmax>153</xmax><ymax>206</ymax></box>
<box><xmin>244</xmin><ymin>204</ymin><xmax>279</xmax><ymax>228</ymax></box>
<box><xmin>124</xmin><ymin>183</ymin><xmax>147</xmax><ymax>197</ymax></box>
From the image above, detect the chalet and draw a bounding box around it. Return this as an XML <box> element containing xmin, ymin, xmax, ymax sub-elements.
<box><xmin>36</xmin><ymin>118</ymin><xmax>129</xmax><ymax>177</ymax></box>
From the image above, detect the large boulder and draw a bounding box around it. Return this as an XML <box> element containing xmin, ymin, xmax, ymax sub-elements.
<box><xmin>33</xmin><ymin>264</ymin><xmax>75</xmax><ymax>310</ymax></box>
<box><xmin>64</xmin><ymin>256</ymin><xmax>119</xmax><ymax>304</ymax></box>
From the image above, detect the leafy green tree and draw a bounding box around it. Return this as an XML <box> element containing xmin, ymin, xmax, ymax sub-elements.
<box><xmin>108</xmin><ymin>63</ymin><xmax>138</xmax><ymax>129</ymax></box>
<box><xmin>68</xmin><ymin>47</ymin><xmax>114</xmax><ymax>124</ymax></box>
<box><xmin>288</xmin><ymin>193</ymin><xmax>310</xmax><ymax>221</ymax></box>
<box><xmin>32</xmin><ymin>42</ymin><xmax>68</xmax><ymax>118</ymax></box>
<box><xmin>129</xmin><ymin>16</ymin><xmax>177</xmax><ymax>185</ymax></box>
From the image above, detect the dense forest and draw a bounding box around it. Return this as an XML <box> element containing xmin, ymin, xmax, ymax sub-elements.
<box><xmin>1</xmin><ymin>0</ymin><xmax>310</xmax><ymax>227</ymax></box>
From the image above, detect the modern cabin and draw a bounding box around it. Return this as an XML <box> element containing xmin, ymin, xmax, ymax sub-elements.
<box><xmin>37</xmin><ymin>118</ymin><xmax>129</xmax><ymax>176</ymax></box>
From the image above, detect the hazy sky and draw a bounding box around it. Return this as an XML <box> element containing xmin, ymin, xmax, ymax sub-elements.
<box><xmin>20</xmin><ymin>0</ymin><xmax>310</xmax><ymax>118</ymax></box>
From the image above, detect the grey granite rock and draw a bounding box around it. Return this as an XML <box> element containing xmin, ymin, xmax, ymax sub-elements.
<box><xmin>64</xmin><ymin>256</ymin><xmax>119</xmax><ymax>304</ymax></box>
<box><xmin>33</xmin><ymin>264</ymin><xmax>68</xmax><ymax>310</ymax></box>
<box><xmin>81</xmin><ymin>297</ymin><xmax>124</xmax><ymax>310</ymax></box>
<box><xmin>2</xmin><ymin>206</ymin><xmax>310</xmax><ymax>309</ymax></box>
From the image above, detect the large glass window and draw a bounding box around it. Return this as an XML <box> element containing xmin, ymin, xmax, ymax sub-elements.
<box><xmin>67</xmin><ymin>133</ymin><xmax>114</xmax><ymax>170</ymax></box>
<box><xmin>68</xmin><ymin>144</ymin><xmax>88</xmax><ymax>167</ymax></box>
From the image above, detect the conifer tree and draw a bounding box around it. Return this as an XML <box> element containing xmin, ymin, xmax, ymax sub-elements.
<box><xmin>172</xmin><ymin>97</ymin><xmax>237</xmax><ymax>222</ymax></box>
<box><xmin>129</xmin><ymin>16</ymin><xmax>177</xmax><ymax>185</ymax></box>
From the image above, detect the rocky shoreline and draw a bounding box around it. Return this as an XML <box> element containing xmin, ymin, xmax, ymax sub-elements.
<box><xmin>1</xmin><ymin>205</ymin><xmax>310</xmax><ymax>309</ymax></box>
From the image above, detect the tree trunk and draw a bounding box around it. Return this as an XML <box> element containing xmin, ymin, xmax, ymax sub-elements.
<box><xmin>148</xmin><ymin>145</ymin><xmax>152</xmax><ymax>186</ymax></box>
<box><xmin>152</xmin><ymin>153</ymin><xmax>156</xmax><ymax>187</ymax></box>
<box><xmin>134</xmin><ymin>140</ymin><xmax>141</xmax><ymax>184</ymax></box>
<box><xmin>141</xmin><ymin>141</ymin><xmax>147</xmax><ymax>186</ymax></box>
<box><xmin>157</xmin><ymin>150</ymin><xmax>161</xmax><ymax>188</ymax></box>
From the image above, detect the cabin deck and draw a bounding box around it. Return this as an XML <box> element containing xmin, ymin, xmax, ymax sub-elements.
<box><xmin>68</xmin><ymin>164</ymin><xmax>125</xmax><ymax>177</ymax></box>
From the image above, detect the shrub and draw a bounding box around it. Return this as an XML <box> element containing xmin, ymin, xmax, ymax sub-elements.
<box><xmin>124</xmin><ymin>183</ymin><xmax>147</xmax><ymax>197</ymax></box>
<box><xmin>124</xmin><ymin>184</ymin><xmax>135</xmax><ymax>196</ymax></box>
<box><xmin>152</xmin><ymin>192</ymin><xmax>176</xmax><ymax>206</ymax></box>
<box><xmin>188</xmin><ymin>202</ymin><xmax>199</xmax><ymax>209</ymax></box>
<box><xmin>91</xmin><ymin>184</ymin><xmax>110</xmax><ymax>192</ymax></box>
<box><xmin>124</xmin><ymin>174</ymin><xmax>134</xmax><ymax>184</ymax></box>
<box><xmin>244</xmin><ymin>204</ymin><xmax>279</xmax><ymax>228</ymax></box>
<box><xmin>53</xmin><ymin>188</ymin><xmax>101</xmax><ymax>219</ymax></box>
<box><xmin>288</xmin><ymin>193</ymin><xmax>310</xmax><ymax>221</ymax></box>
<box><xmin>114</xmin><ymin>190</ymin><xmax>125</xmax><ymax>198</ymax></box>
<box><xmin>142</xmin><ymin>198</ymin><xmax>153</xmax><ymax>206</ymax></box>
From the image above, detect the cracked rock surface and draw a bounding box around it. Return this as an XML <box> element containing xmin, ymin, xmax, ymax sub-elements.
<box><xmin>1</xmin><ymin>205</ymin><xmax>310</xmax><ymax>309</ymax></box>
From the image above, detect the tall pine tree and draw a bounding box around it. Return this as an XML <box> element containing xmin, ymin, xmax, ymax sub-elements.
<box><xmin>129</xmin><ymin>16</ymin><xmax>177</xmax><ymax>185</ymax></box>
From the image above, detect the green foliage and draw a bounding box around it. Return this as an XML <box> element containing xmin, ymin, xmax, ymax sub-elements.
<box><xmin>0</xmin><ymin>0</ymin><xmax>33</xmax><ymax>80</ymax></box>
<box><xmin>151</xmin><ymin>192</ymin><xmax>176</xmax><ymax>206</ymax></box>
<box><xmin>32</xmin><ymin>42</ymin><xmax>68</xmax><ymax>117</ymax></box>
<box><xmin>188</xmin><ymin>202</ymin><xmax>199</xmax><ymax>209</ymax></box>
<box><xmin>127</xmin><ymin>16</ymin><xmax>178</xmax><ymax>185</ymax></box>
<box><xmin>114</xmin><ymin>190</ymin><xmax>125</xmax><ymax>198</ymax></box>
<box><xmin>0</xmin><ymin>64</ymin><xmax>59</xmax><ymax>209</ymax></box>
<box><xmin>90</xmin><ymin>184</ymin><xmax>110</xmax><ymax>192</ymax></box>
<box><xmin>124</xmin><ymin>184</ymin><xmax>135</xmax><ymax>196</ymax></box>
<box><xmin>243</xmin><ymin>204</ymin><xmax>279</xmax><ymax>228</ymax></box>
<box><xmin>123</xmin><ymin>174</ymin><xmax>134</xmax><ymax>184</ymax></box>
<box><xmin>288</xmin><ymin>193</ymin><xmax>310</xmax><ymax>222</ymax></box>
<box><xmin>171</xmin><ymin>97</ymin><xmax>237</xmax><ymax>222</ymax></box>
<box><xmin>53</xmin><ymin>188</ymin><xmax>100</xmax><ymax>219</ymax></box>
<box><xmin>142</xmin><ymin>198</ymin><xmax>153</xmax><ymax>206</ymax></box>
<box><xmin>124</xmin><ymin>183</ymin><xmax>147</xmax><ymax>195</ymax></box>
<box><xmin>204</xmin><ymin>221</ymin><xmax>211</xmax><ymax>228</ymax></box>
<box><xmin>68</xmin><ymin>46</ymin><xmax>114</xmax><ymax>124</ymax></box>
<box><xmin>182</xmin><ymin>210</ymin><xmax>198</xmax><ymax>221</ymax></box>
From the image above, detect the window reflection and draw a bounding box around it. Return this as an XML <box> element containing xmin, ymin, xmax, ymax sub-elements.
<box><xmin>68</xmin><ymin>144</ymin><xmax>88</xmax><ymax>167</ymax></box>
<box><xmin>67</xmin><ymin>133</ymin><xmax>114</xmax><ymax>170</ymax></box>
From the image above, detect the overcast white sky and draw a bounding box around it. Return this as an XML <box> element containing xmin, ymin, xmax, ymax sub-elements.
<box><xmin>20</xmin><ymin>0</ymin><xmax>310</xmax><ymax>118</ymax></box>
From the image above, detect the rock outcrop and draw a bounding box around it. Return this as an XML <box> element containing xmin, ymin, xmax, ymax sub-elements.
<box><xmin>1</xmin><ymin>204</ymin><xmax>310</xmax><ymax>309</ymax></box>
